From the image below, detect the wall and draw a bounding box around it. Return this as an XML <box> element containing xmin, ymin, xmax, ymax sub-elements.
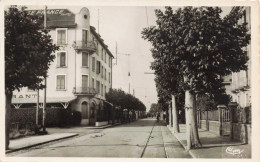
<box><xmin>200</xmin><ymin>120</ymin><xmax>207</xmax><ymax>130</ymax></box>
<box><xmin>232</xmin><ymin>123</ymin><xmax>251</xmax><ymax>144</ymax></box>
<box><xmin>208</xmin><ymin>121</ymin><xmax>220</xmax><ymax>135</ymax></box>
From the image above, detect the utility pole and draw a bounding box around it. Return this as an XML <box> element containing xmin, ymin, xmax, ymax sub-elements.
<box><xmin>116</xmin><ymin>42</ymin><xmax>118</xmax><ymax>65</ymax></box>
<box><xmin>36</xmin><ymin>89</ymin><xmax>39</xmax><ymax>130</ymax></box>
<box><xmin>98</xmin><ymin>9</ymin><xmax>100</xmax><ymax>34</ymax></box>
<box><xmin>42</xmin><ymin>6</ymin><xmax>47</xmax><ymax>134</ymax></box>
<box><xmin>114</xmin><ymin>45</ymin><xmax>131</xmax><ymax>94</ymax></box>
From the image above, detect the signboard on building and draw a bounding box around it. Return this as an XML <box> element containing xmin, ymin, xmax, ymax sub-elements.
<box><xmin>26</xmin><ymin>9</ymin><xmax>76</xmax><ymax>28</ymax></box>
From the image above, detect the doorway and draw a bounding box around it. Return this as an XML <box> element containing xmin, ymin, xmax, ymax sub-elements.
<box><xmin>89</xmin><ymin>102</ymin><xmax>96</xmax><ymax>126</ymax></box>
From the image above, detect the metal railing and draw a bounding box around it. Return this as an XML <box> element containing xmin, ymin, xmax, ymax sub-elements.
<box><xmin>73</xmin><ymin>87</ymin><xmax>97</xmax><ymax>95</ymax></box>
<box><xmin>73</xmin><ymin>41</ymin><xmax>97</xmax><ymax>53</ymax></box>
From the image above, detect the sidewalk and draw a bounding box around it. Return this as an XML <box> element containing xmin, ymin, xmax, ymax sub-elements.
<box><xmin>6</xmin><ymin>133</ymin><xmax>78</xmax><ymax>153</ymax></box>
<box><xmin>6</xmin><ymin>122</ymin><xmax>125</xmax><ymax>154</ymax></box>
<box><xmin>168</xmin><ymin>124</ymin><xmax>251</xmax><ymax>158</ymax></box>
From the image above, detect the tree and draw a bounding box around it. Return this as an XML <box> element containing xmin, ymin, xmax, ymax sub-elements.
<box><xmin>5</xmin><ymin>6</ymin><xmax>59</xmax><ymax>149</ymax></box>
<box><xmin>142</xmin><ymin>6</ymin><xmax>250</xmax><ymax>150</ymax></box>
<box><xmin>106</xmin><ymin>88</ymin><xmax>146</xmax><ymax>113</ymax></box>
<box><xmin>149</xmin><ymin>103</ymin><xmax>161</xmax><ymax>115</ymax></box>
<box><xmin>153</xmin><ymin>61</ymin><xmax>182</xmax><ymax>133</ymax></box>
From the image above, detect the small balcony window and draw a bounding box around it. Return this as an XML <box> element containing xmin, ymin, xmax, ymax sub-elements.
<box><xmin>96</xmin><ymin>61</ymin><xmax>101</xmax><ymax>74</ymax></box>
<box><xmin>82</xmin><ymin>52</ymin><xmax>89</xmax><ymax>67</ymax></box>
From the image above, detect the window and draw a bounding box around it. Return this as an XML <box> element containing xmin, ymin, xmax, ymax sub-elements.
<box><xmin>101</xmin><ymin>66</ymin><xmax>103</xmax><ymax>78</ymax></box>
<box><xmin>28</xmin><ymin>88</ymin><xmax>36</xmax><ymax>92</ymax></box>
<box><xmin>105</xmin><ymin>52</ymin><xmax>107</xmax><ymax>63</ymax></box>
<box><xmin>108</xmin><ymin>56</ymin><xmax>111</xmax><ymax>67</ymax></box>
<box><xmin>57</xmin><ymin>29</ymin><xmax>67</xmax><ymax>45</ymax></box>
<box><xmin>92</xmin><ymin>57</ymin><xmax>95</xmax><ymax>72</ymax></box>
<box><xmin>101</xmin><ymin>84</ymin><xmax>103</xmax><ymax>96</ymax></box>
<box><xmin>101</xmin><ymin>49</ymin><xmax>104</xmax><ymax>60</ymax></box>
<box><xmin>96</xmin><ymin>81</ymin><xmax>100</xmax><ymax>94</ymax></box>
<box><xmin>56</xmin><ymin>75</ymin><xmax>66</xmax><ymax>90</ymax></box>
<box><xmin>82</xmin><ymin>29</ymin><xmax>88</xmax><ymax>44</ymax></box>
<box><xmin>105</xmin><ymin>68</ymin><xmax>106</xmax><ymax>80</ymax></box>
<box><xmin>82</xmin><ymin>75</ymin><xmax>88</xmax><ymax>88</ymax></box>
<box><xmin>92</xmin><ymin>78</ymin><xmax>95</xmax><ymax>88</ymax></box>
<box><xmin>56</xmin><ymin>52</ymin><xmax>66</xmax><ymax>67</ymax></box>
<box><xmin>96</xmin><ymin>61</ymin><xmax>101</xmax><ymax>74</ymax></box>
<box><xmin>109</xmin><ymin>72</ymin><xmax>111</xmax><ymax>83</ymax></box>
<box><xmin>82</xmin><ymin>52</ymin><xmax>88</xmax><ymax>67</ymax></box>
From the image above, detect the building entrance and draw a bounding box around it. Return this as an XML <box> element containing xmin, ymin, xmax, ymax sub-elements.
<box><xmin>89</xmin><ymin>102</ymin><xmax>96</xmax><ymax>126</ymax></box>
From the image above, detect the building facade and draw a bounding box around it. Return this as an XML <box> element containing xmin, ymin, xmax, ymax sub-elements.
<box><xmin>11</xmin><ymin>7</ymin><xmax>114</xmax><ymax>126</ymax></box>
<box><xmin>230</xmin><ymin>7</ymin><xmax>251</xmax><ymax>108</ymax></box>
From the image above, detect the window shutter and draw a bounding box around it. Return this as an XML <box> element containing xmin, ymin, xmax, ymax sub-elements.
<box><xmin>57</xmin><ymin>52</ymin><xmax>61</xmax><ymax>67</ymax></box>
<box><xmin>60</xmin><ymin>52</ymin><xmax>66</xmax><ymax>67</ymax></box>
<box><xmin>92</xmin><ymin>57</ymin><xmax>95</xmax><ymax>71</ymax></box>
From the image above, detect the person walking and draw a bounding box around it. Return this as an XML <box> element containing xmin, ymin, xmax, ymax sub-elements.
<box><xmin>156</xmin><ymin>112</ymin><xmax>160</xmax><ymax>123</ymax></box>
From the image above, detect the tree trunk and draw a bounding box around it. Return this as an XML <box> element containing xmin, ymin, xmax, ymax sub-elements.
<box><xmin>168</xmin><ymin>104</ymin><xmax>172</xmax><ymax>127</ymax></box>
<box><xmin>172</xmin><ymin>95</ymin><xmax>180</xmax><ymax>133</ymax></box>
<box><xmin>185</xmin><ymin>90</ymin><xmax>201</xmax><ymax>150</ymax></box>
<box><xmin>165</xmin><ymin>107</ymin><xmax>169</xmax><ymax>124</ymax></box>
<box><xmin>6</xmin><ymin>91</ymin><xmax>12</xmax><ymax>150</ymax></box>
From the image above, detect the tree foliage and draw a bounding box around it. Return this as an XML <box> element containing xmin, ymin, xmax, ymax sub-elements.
<box><xmin>142</xmin><ymin>6</ymin><xmax>250</xmax><ymax>96</ymax></box>
<box><xmin>5</xmin><ymin>6</ymin><xmax>59</xmax><ymax>93</ymax></box>
<box><xmin>148</xmin><ymin>103</ymin><xmax>161</xmax><ymax>114</ymax></box>
<box><xmin>5</xmin><ymin>6</ymin><xmax>59</xmax><ymax>149</ymax></box>
<box><xmin>105</xmin><ymin>88</ymin><xmax>146</xmax><ymax>111</ymax></box>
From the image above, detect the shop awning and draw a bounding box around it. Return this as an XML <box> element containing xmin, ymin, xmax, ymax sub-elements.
<box><xmin>12</xmin><ymin>96</ymin><xmax>77</xmax><ymax>104</ymax></box>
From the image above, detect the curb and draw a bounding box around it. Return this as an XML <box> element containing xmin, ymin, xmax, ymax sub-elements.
<box><xmin>6</xmin><ymin>133</ymin><xmax>78</xmax><ymax>154</ymax></box>
<box><xmin>85</xmin><ymin>120</ymin><xmax>139</xmax><ymax>129</ymax></box>
<box><xmin>166</xmin><ymin>125</ymin><xmax>197</xmax><ymax>158</ymax></box>
<box><xmin>84</xmin><ymin>122</ymin><xmax>124</xmax><ymax>129</ymax></box>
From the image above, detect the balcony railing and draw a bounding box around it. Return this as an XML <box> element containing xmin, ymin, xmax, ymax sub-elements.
<box><xmin>73</xmin><ymin>87</ymin><xmax>97</xmax><ymax>95</ymax></box>
<box><xmin>72</xmin><ymin>41</ymin><xmax>97</xmax><ymax>53</ymax></box>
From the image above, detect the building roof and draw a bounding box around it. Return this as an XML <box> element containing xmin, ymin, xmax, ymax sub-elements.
<box><xmin>12</xmin><ymin>96</ymin><xmax>77</xmax><ymax>104</ymax></box>
<box><xmin>90</xmin><ymin>26</ymin><xmax>114</xmax><ymax>58</ymax></box>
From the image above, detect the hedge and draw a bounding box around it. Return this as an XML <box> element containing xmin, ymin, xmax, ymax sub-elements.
<box><xmin>10</xmin><ymin>108</ymin><xmax>82</xmax><ymax>128</ymax></box>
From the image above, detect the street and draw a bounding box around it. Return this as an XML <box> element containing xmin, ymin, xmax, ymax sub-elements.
<box><xmin>12</xmin><ymin>119</ymin><xmax>191</xmax><ymax>158</ymax></box>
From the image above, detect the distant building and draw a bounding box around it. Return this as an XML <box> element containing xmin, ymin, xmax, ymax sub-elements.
<box><xmin>11</xmin><ymin>7</ymin><xmax>114</xmax><ymax>126</ymax></box>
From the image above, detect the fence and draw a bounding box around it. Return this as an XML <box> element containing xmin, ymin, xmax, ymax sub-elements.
<box><xmin>199</xmin><ymin>106</ymin><xmax>250</xmax><ymax>124</ymax></box>
<box><xmin>201</xmin><ymin>110</ymin><xmax>219</xmax><ymax>121</ymax></box>
<box><xmin>198</xmin><ymin>104</ymin><xmax>251</xmax><ymax>142</ymax></box>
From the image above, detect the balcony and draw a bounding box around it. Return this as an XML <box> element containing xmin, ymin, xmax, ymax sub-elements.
<box><xmin>73</xmin><ymin>87</ymin><xmax>97</xmax><ymax>96</ymax></box>
<box><xmin>72</xmin><ymin>41</ymin><xmax>97</xmax><ymax>53</ymax></box>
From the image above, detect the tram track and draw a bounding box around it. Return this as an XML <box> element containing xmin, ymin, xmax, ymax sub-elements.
<box><xmin>140</xmin><ymin>120</ymin><xmax>167</xmax><ymax>158</ymax></box>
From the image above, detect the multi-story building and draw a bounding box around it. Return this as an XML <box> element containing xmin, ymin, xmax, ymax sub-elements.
<box><xmin>11</xmin><ymin>7</ymin><xmax>114</xmax><ymax>126</ymax></box>
<box><xmin>230</xmin><ymin>7</ymin><xmax>251</xmax><ymax>108</ymax></box>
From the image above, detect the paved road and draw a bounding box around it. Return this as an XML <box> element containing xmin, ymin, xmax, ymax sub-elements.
<box><xmin>13</xmin><ymin>119</ymin><xmax>191</xmax><ymax>158</ymax></box>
